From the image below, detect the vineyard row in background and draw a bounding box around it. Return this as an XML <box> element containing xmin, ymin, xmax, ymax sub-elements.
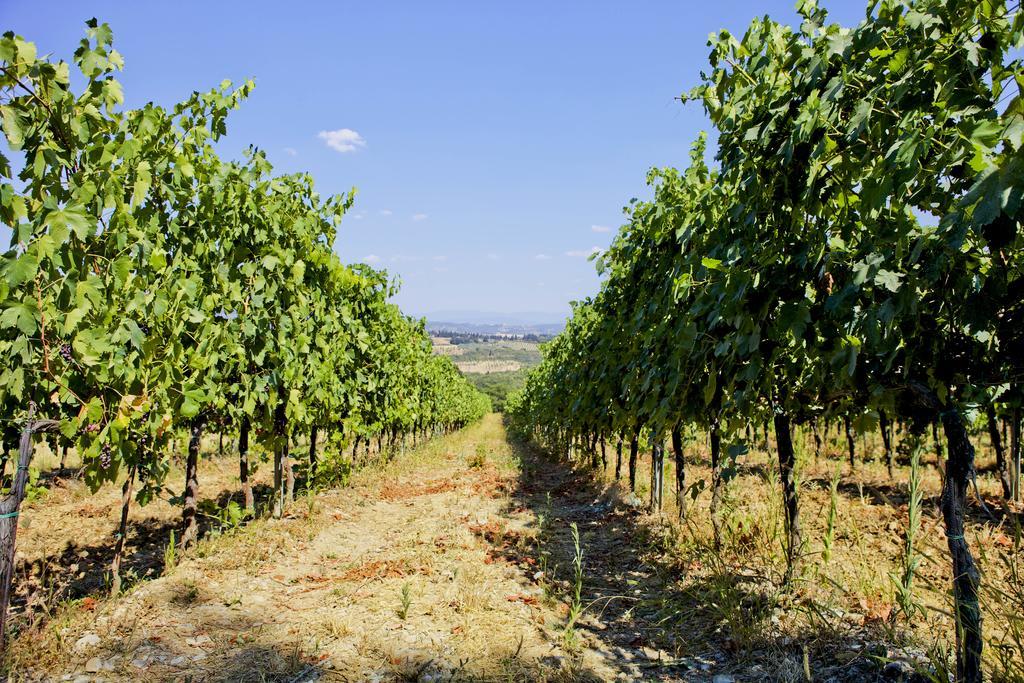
<box><xmin>507</xmin><ymin>1</ymin><xmax>1024</xmax><ymax>681</ymax></box>
<box><xmin>0</xmin><ymin>21</ymin><xmax>490</xmax><ymax>660</ymax></box>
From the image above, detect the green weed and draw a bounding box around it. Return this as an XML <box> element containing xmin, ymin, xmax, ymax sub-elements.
<box><xmin>397</xmin><ymin>582</ymin><xmax>412</xmax><ymax>620</ymax></box>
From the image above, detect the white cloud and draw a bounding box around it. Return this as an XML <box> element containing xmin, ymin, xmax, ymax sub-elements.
<box><xmin>412</xmin><ymin>213</ymin><xmax>428</xmax><ymax>222</ymax></box>
<box><xmin>351</xmin><ymin>210</ymin><xmax>367</xmax><ymax>220</ymax></box>
<box><xmin>591</xmin><ymin>224</ymin><xmax>611</xmax><ymax>233</ymax></box>
<box><xmin>362</xmin><ymin>254</ymin><xmax>381</xmax><ymax>264</ymax></box>
<box><xmin>433</xmin><ymin>255</ymin><xmax>447</xmax><ymax>261</ymax></box>
<box><xmin>317</xmin><ymin>128</ymin><xmax>366</xmax><ymax>153</ymax></box>
<box><xmin>379</xmin><ymin>209</ymin><xmax>393</xmax><ymax>216</ymax></box>
<box><xmin>534</xmin><ymin>253</ymin><xmax>551</xmax><ymax>260</ymax></box>
<box><xmin>565</xmin><ymin>246</ymin><xmax>601</xmax><ymax>257</ymax></box>
<box><xmin>433</xmin><ymin>266</ymin><xmax>449</xmax><ymax>273</ymax></box>
<box><xmin>486</xmin><ymin>252</ymin><xmax>500</xmax><ymax>261</ymax></box>
<box><xmin>283</xmin><ymin>147</ymin><xmax>298</xmax><ymax>157</ymax></box>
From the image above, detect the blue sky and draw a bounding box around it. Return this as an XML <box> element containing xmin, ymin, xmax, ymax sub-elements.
<box><xmin>2</xmin><ymin>1</ymin><xmax>866</xmax><ymax>319</ymax></box>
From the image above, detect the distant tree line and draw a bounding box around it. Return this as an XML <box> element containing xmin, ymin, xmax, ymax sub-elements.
<box><xmin>432</xmin><ymin>331</ymin><xmax>553</xmax><ymax>345</ymax></box>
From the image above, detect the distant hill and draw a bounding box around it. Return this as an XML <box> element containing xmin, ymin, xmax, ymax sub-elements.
<box><xmin>420</xmin><ymin>310</ymin><xmax>566</xmax><ymax>336</ymax></box>
<box><xmin>421</xmin><ymin>310</ymin><xmax>567</xmax><ymax>324</ymax></box>
<box><xmin>426</xmin><ymin>320</ymin><xmax>564</xmax><ymax>336</ymax></box>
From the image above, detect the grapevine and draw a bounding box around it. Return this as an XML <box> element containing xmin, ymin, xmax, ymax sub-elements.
<box><xmin>0</xmin><ymin>21</ymin><xmax>489</xmax><ymax>649</ymax></box>
<box><xmin>508</xmin><ymin>2</ymin><xmax>1023</xmax><ymax>680</ymax></box>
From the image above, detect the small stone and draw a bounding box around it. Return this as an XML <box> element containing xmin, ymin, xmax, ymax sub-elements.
<box><xmin>611</xmin><ymin>631</ymin><xmax>635</xmax><ymax>645</ymax></box>
<box><xmin>641</xmin><ymin>646</ymin><xmax>662</xmax><ymax>661</ymax></box>
<box><xmin>539</xmin><ymin>655</ymin><xmax>565</xmax><ymax>669</ymax></box>
<box><xmin>620</xmin><ymin>493</ymin><xmax>644</xmax><ymax>509</ymax></box>
<box><xmin>85</xmin><ymin>655</ymin><xmax>116</xmax><ymax>673</ymax></box>
<box><xmin>712</xmin><ymin>676</ymin><xmax>735</xmax><ymax>683</ymax></box>
<box><xmin>75</xmin><ymin>632</ymin><xmax>101</xmax><ymax>653</ymax></box>
<box><xmin>185</xmin><ymin>634</ymin><xmax>212</xmax><ymax>646</ymax></box>
<box><xmin>391</xmin><ymin>648</ymin><xmax>431</xmax><ymax>666</ymax></box>
<box><xmin>882</xmin><ymin>660</ymin><xmax>915</xmax><ymax>679</ymax></box>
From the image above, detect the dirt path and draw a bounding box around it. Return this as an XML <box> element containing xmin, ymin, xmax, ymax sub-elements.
<box><xmin>18</xmin><ymin>416</ymin><xmax>667</xmax><ymax>682</ymax></box>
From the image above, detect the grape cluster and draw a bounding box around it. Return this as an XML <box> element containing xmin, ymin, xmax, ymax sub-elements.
<box><xmin>139</xmin><ymin>323</ymin><xmax>151</xmax><ymax>336</ymax></box>
<box><xmin>100</xmin><ymin>442</ymin><xmax>112</xmax><ymax>469</ymax></box>
<box><xmin>59</xmin><ymin>343</ymin><xmax>73</xmax><ymax>362</ymax></box>
<box><xmin>84</xmin><ymin>423</ymin><xmax>101</xmax><ymax>434</ymax></box>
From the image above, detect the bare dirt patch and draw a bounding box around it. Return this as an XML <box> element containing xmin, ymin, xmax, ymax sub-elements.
<box><xmin>378</xmin><ymin>478</ymin><xmax>458</xmax><ymax>501</ymax></box>
<box><xmin>337</xmin><ymin>558</ymin><xmax>432</xmax><ymax>582</ymax></box>
<box><xmin>9</xmin><ymin>416</ymin><xmax>626</xmax><ymax>682</ymax></box>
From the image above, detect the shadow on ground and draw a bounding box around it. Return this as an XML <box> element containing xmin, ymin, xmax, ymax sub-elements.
<box><xmin>799</xmin><ymin>476</ymin><xmax>1023</xmax><ymax>530</ymax></box>
<box><xmin>10</xmin><ymin>482</ymin><xmax>275</xmax><ymax>631</ymax></box>
<box><xmin>497</xmin><ymin>429</ymin><xmax>930</xmax><ymax>682</ymax></box>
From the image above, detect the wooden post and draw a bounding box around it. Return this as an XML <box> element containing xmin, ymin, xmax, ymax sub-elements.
<box><xmin>986</xmin><ymin>405</ymin><xmax>1011</xmax><ymax>500</ymax></box>
<box><xmin>774</xmin><ymin>413</ymin><xmax>802</xmax><ymax>583</ymax></box>
<box><xmin>628</xmin><ymin>435</ymin><xmax>639</xmax><ymax>492</ymax></box>
<box><xmin>940</xmin><ymin>409</ymin><xmax>983</xmax><ymax>683</ymax></box>
<box><xmin>309</xmin><ymin>425</ymin><xmax>319</xmax><ymax>479</ymax></box>
<box><xmin>843</xmin><ymin>415</ymin><xmax>856</xmax><ymax>469</ymax></box>
<box><xmin>880</xmin><ymin>410</ymin><xmax>894</xmax><ymax>479</ymax></box>
<box><xmin>180</xmin><ymin>419</ymin><xmax>203</xmax><ymax>548</ymax></box>
<box><xmin>0</xmin><ymin>411</ymin><xmax>58</xmax><ymax>654</ymax></box>
<box><xmin>239</xmin><ymin>417</ymin><xmax>254</xmax><ymax>512</ymax></box>
<box><xmin>671</xmin><ymin>427</ymin><xmax>686</xmax><ymax>520</ymax></box>
<box><xmin>710</xmin><ymin>424</ymin><xmax>722</xmax><ymax>549</ymax></box>
<box><xmin>614</xmin><ymin>435</ymin><xmax>623</xmax><ymax>481</ymax></box>
<box><xmin>650</xmin><ymin>433</ymin><xmax>663</xmax><ymax>511</ymax></box>
<box><xmin>1012</xmin><ymin>407</ymin><xmax>1021</xmax><ymax>503</ymax></box>
<box><xmin>110</xmin><ymin>466</ymin><xmax>137</xmax><ymax>595</ymax></box>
